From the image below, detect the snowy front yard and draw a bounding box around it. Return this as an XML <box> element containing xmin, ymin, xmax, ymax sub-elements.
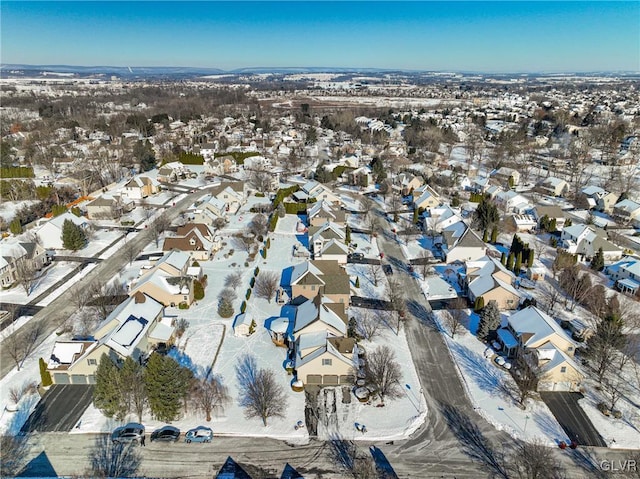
<box><xmin>432</xmin><ymin>309</ymin><xmax>568</xmax><ymax>446</ymax></box>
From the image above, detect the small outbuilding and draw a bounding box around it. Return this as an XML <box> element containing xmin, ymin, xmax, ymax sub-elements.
<box><xmin>233</xmin><ymin>313</ymin><xmax>254</xmax><ymax>337</ymax></box>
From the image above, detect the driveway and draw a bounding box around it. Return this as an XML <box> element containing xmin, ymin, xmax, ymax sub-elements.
<box><xmin>540</xmin><ymin>392</ymin><xmax>607</xmax><ymax>446</ymax></box>
<box><xmin>21</xmin><ymin>385</ymin><xmax>95</xmax><ymax>433</ymax></box>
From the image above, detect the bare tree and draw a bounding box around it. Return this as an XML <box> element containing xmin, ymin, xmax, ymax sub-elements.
<box><xmin>235</xmin><ymin>354</ymin><xmax>287</xmax><ymax>426</ymax></box>
<box><xmin>365</xmin><ymin>345</ymin><xmax>403</xmax><ymax>404</ymax></box>
<box><xmin>14</xmin><ymin>257</ymin><xmax>39</xmax><ymax>296</ymax></box>
<box><xmin>248</xmin><ymin>214</ymin><xmax>269</xmax><ymax>238</ymax></box>
<box><xmin>74</xmin><ymin>308</ymin><xmax>99</xmax><ymax>339</ymax></box>
<box><xmin>367</xmin><ymin>263</ymin><xmax>382</xmax><ymax>287</ymax></box>
<box><xmin>585</xmin><ymin>317</ymin><xmax>627</xmax><ymax>384</ymax></box>
<box><xmin>386</xmin><ymin>278</ymin><xmax>407</xmax><ymax>334</ymax></box>
<box><xmin>509</xmin><ymin>439</ymin><xmax>565</xmax><ymax>479</ymax></box>
<box><xmin>356</xmin><ymin>310</ymin><xmax>383</xmax><ymax>341</ymax></box>
<box><xmin>122</xmin><ymin>239</ymin><xmax>138</xmax><ymax>266</ymax></box>
<box><xmin>149</xmin><ymin>215</ymin><xmax>170</xmax><ymax>247</ymax></box>
<box><xmin>88</xmin><ymin>435</ymin><xmax>142</xmax><ymax>479</ymax></box>
<box><xmin>224</xmin><ymin>271</ymin><xmax>243</xmax><ymax>290</ymax></box>
<box><xmin>192</xmin><ymin>375</ymin><xmax>230</xmax><ymax>421</ymax></box>
<box><xmin>233</xmin><ymin>234</ymin><xmax>255</xmax><ymax>254</ymax></box>
<box><xmin>4</xmin><ymin>319</ymin><xmax>46</xmax><ymax>371</ymax></box>
<box><xmin>513</xmin><ymin>351</ymin><xmax>541</xmax><ymax>406</ymax></box>
<box><xmin>444</xmin><ymin>298</ymin><xmax>467</xmax><ymax>339</ymax></box>
<box><xmin>88</xmin><ymin>280</ymin><xmax>124</xmax><ymax>321</ymax></box>
<box><xmin>329</xmin><ymin>438</ymin><xmax>377</xmax><ymax>479</ymax></box>
<box><xmin>248</xmin><ymin>167</ymin><xmax>273</xmax><ymax>193</ymax></box>
<box><xmin>254</xmin><ymin>271</ymin><xmax>279</xmax><ymax>303</ymax></box>
<box><xmin>218</xmin><ymin>288</ymin><xmax>238</xmax><ymax>303</ymax></box>
<box><xmin>539</xmin><ymin>281</ymin><xmax>562</xmax><ymax>314</ymax></box>
<box><xmin>0</xmin><ymin>434</ymin><xmax>31</xmax><ymax>477</ymax></box>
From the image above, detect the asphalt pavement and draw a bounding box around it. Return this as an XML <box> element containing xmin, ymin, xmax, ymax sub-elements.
<box><xmin>21</xmin><ymin>385</ymin><xmax>95</xmax><ymax>433</ymax></box>
<box><xmin>541</xmin><ymin>392</ymin><xmax>607</xmax><ymax>447</ymax></box>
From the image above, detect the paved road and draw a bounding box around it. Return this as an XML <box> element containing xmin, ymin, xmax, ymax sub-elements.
<box><xmin>0</xmin><ymin>188</ymin><xmax>204</xmax><ymax>380</ymax></box>
<box><xmin>541</xmin><ymin>392</ymin><xmax>607</xmax><ymax>447</ymax></box>
<box><xmin>22</xmin><ymin>385</ymin><xmax>95</xmax><ymax>433</ymax></box>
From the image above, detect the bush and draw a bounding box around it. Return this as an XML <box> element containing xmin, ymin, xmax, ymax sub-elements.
<box><xmin>1</xmin><ymin>166</ymin><xmax>34</xmax><ymax>179</ymax></box>
<box><xmin>254</xmin><ymin>267</ymin><xmax>260</xmax><ymax>277</ymax></box>
<box><xmin>265</xmin><ymin>238</ymin><xmax>271</xmax><ymax>249</ymax></box>
<box><xmin>255</xmin><ymin>192</ymin><xmax>265</xmax><ymax>198</ymax></box>
<box><xmin>260</xmin><ymin>249</ymin><xmax>267</xmax><ymax>259</ymax></box>
<box><xmin>240</xmin><ymin>301</ymin><xmax>247</xmax><ymax>313</ymax></box>
<box><xmin>246</xmin><ymin>289</ymin><xmax>252</xmax><ymax>300</ymax></box>
<box><xmin>178</xmin><ymin>152</ymin><xmax>205</xmax><ymax>165</ymax></box>
<box><xmin>39</xmin><ymin>357</ymin><xmax>52</xmax><ymax>387</ymax></box>
<box><xmin>284</xmin><ymin>202</ymin><xmax>307</xmax><ymax>214</ymax></box>
<box><xmin>194</xmin><ymin>281</ymin><xmax>205</xmax><ymax>300</ymax></box>
<box><xmin>192</xmin><ymin>260</ymin><xmax>200</xmax><ymax>267</ymax></box>
<box><xmin>250</xmin><ymin>277</ymin><xmax>255</xmax><ymax>288</ymax></box>
<box><xmin>178</xmin><ymin>302</ymin><xmax>190</xmax><ymax>310</ymax></box>
<box><xmin>269</xmin><ymin>214</ymin><xmax>279</xmax><ymax>231</ymax></box>
<box><xmin>121</xmin><ymin>220</ymin><xmax>135</xmax><ymax>226</ymax></box>
<box><xmin>218</xmin><ymin>298</ymin><xmax>234</xmax><ymax>318</ymax></box>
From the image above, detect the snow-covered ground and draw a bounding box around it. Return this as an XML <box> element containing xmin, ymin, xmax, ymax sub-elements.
<box><xmin>0</xmin><ymin>261</ymin><xmax>76</xmax><ymax>304</ymax></box>
<box><xmin>432</xmin><ymin>309</ymin><xmax>568</xmax><ymax>446</ymax></box>
<box><xmin>0</xmin><ymin>200</ymin><xmax>39</xmax><ymax>224</ymax></box>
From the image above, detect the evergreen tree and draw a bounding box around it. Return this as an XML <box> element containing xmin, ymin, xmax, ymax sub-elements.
<box><xmin>413</xmin><ymin>208</ymin><xmax>419</xmax><ymax>224</ymax></box>
<box><xmin>564</xmin><ymin>218</ymin><xmax>572</xmax><ymax>227</ymax></box>
<box><xmin>483</xmin><ymin>230</ymin><xmax>489</xmax><ymax>242</ymax></box>
<box><xmin>476</xmin><ymin>300</ymin><xmax>500</xmax><ymax>341</ymax></box>
<box><xmin>9</xmin><ymin>218</ymin><xmax>22</xmax><ymax>235</ymax></box>
<box><xmin>514</xmin><ymin>251</ymin><xmax>522</xmax><ymax>273</ymax></box>
<box><xmin>549</xmin><ymin>218</ymin><xmax>557</xmax><ymax>231</ymax></box>
<box><xmin>218</xmin><ymin>297</ymin><xmax>234</xmax><ymax>318</ymax></box>
<box><xmin>61</xmin><ymin>219</ymin><xmax>86</xmax><ymax>251</ymax></box>
<box><xmin>490</xmin><ymin>226</ymin><xmax>498</xmax><ymax>244</ymax></box>
<box><xmin>144</xmin><ymin>354</ymin><xmax>193</xmax><ymax>422</ymax></box>
<box><xmin>134</xmin><ymin>140</ymin><xmax>157</xmax><ymax>172</ymax></box>
<box><xmin>355</xmin><ymin>276</ymin><xmax>360</xmax><ymax>288</ymax></box>
<box><xmin>591</xmin><ymin>247</ymin><xmax>605</xmax><ymax>272</ymax></box>
<box><xmin>347</xmin><ymin>317</ymin><xmax>358</xmax><ymax>338</ymax></box>
<box><xmin>39</xmin><ymin>357</ymin><xmax>52</xmax><ymax>387</ymax></box>
<box><xmin>474</xmin><ymin>296</ymin><xmax>485</xmax><ymax>312</ymax></box>
<box><xmin>93</xmin><ymin>354</ymin><xmax>126</xmax><ymax>419</ymax></box>
<box><xmin>507</xmin><ymin>252</ymin><xmax>515</xmax><ymax>271</ymax></box>
<box><xmin>249</xmin><ymin>319</ymin><xmax>256</xmax><ymax>335</ymax></box>
<box><xmin>474</xmin><ymin>198</ymin><xmax>500</xmax><ymax>231</ymax></box>
<box><xmin>501</xmin><ymin>252</ymin><xmax>507</xmax><ymax>266</ymax></box>
<box><xmin>345</xmin><ymin>225</ymin><xmax>351</xmax><ymax>244</ymax></box>
<box><xmin>527</xmin><ymin>249</ymin><xmax>535</xmax><ymax>267</ymax></box>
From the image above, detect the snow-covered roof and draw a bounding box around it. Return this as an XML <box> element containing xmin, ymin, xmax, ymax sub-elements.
<box><xmin>507</xmin><ymin>306</ymin><xmax>576</xmax><ymax>349</ymax></box>
<box><xmin>297</xmin><ymin>330</ymin><xmax>330</xmax><ymax>355</ymax></box>
<box><xmin>148</xmin><ymin>317</ymin><xmax>175</xmax><ymax>342</ymax></box>
<box><xmin>134</xmin><ymin>269</ymin><xmax>190</xmax><ymax>295</ymax></box>
<box><xmin>294</xmin><ymin>295</ymin><xmax>347</xmax><ymax>336</ymax></box>
<box><xmin>157</xmin><ymin>249</ymin><xmax>190</xmax><ymax>272</ymax></box>
<box><xmin>48</xmin><ymin>211</ymin><xmax>89</xmax><ymax>229</ymax></box>
<box><xmin>497</xmin><ymin>328</ymin><xmax>518</xmax><ymax>349</ymax></box>
<box><xmin>268</xmin><ymin>316</ymin><xmax>290</xmax><ymax>333</ymax></box>
<box><xmin>295</xmin><ymin>336</ymin><xmax>354</xmax><ymax>369</ymax></box>
<box><xmin>49</xmin><ymin>341</ymin><xmax>86</xmax><ymax>367</ymax></box>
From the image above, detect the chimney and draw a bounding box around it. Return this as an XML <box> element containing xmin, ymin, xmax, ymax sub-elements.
<box><xmin>134</xmin><ymin>292</ymin><xmax>146</xmax><ymax>303</ymax></box>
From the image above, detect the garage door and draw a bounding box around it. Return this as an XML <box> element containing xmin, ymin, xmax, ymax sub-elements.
<box><xmin>339</xmin><ymin>375</ymin><xmax>354</xmax><ymax>385</ymax></box>
<box><xmin>306</xmin><ymin>375</ymin><xmax>322</xmax><ymax>385</ymax></box>
<box><xmin>552</xmin><ymin>382</ymin><xmax>573</xmax><ymax>392</ymax></box>
<box><xmin>71</xmin><ymin>375</ymin><xmax>88</xmax><ymax>384</ymax></box>
<box><xmin>323</xmin><ymin>375</ymin><xmax>339</xmax><ymax>386</ymax></box>
<box><xmin>53</xmin><ymin>373</ymin><xmax>70</xmax><ymax>384</ymax></box>
<box><xmin>87</xmin><ymin>375</ymin><xmax>96</xmax><ymax>384</ymax></box>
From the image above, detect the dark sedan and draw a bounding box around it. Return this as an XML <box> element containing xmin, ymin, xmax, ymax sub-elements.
<box><xmin>150</xmin><ymin>425</ymin><xmax>181</xmax><ymax>443</ymax></box>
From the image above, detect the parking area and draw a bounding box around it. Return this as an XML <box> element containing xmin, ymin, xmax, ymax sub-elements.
<box><xmin>540</xmin><ymin>392</ymin><xmax>607</xmax><ymax>446</ymax></box>
<box><xmin>21</xmin><ymin>385</ymin><xmax>95</xmax><ymax>433</ymax></box>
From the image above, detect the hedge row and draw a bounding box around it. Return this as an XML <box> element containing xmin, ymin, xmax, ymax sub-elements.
<box><xmin>1</xmin><ymin>167</ymin><xmax>35</xmax><ymax>178</ymax></box>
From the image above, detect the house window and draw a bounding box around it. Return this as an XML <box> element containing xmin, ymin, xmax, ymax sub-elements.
<box><xmin>560</xmin><ymin>366</ymin><xmax>567</xmax><ymax>373</ymax></box>
<box><xmin>567</xmin><ymin>346</ymin><xmax>573</xmax><ymax>352</ymax></box>
<box><xmin>322</xmin><ymin>359</ymin><xmax>332</xmax><ymax>366</ymax></box>
<box><xmin>311</xmin><ymin>285</ymin><xmax>316</xmax><ymax>291</ymax></box>
<box><xmin>184</xmin><ymin>296</ymin><xmax>188</xmax><ymax>301</ymax></box>
<box><xmin>88</xmin><ymin>359</ymin><xmax>97</xmax><ymax>366</ymax></box>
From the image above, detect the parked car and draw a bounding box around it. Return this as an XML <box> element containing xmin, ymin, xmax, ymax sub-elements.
<box><xmin>185</xmin><ymin>426</ymin><xmax>213</xmax><ymax>443</ymax></box>
<box><xmin>111</xmin><ymin>423</ymin><xmax>145</xmax><ymax>445</ymax></box>
<box><xmin>382</xmin><ymin>264</ymin><xmax>393</xmax><ymax>276</ymax></box>
<box><xmin>150</xmin><ymin>425</ymin><xmax>180</xmax><ymax>443</ymax></box>
<box><xmin>494</xmin><ymin>356</ymin><xmax>506</xmax><ymax>367</ymax></box>
<box><xmin>348</xmin><ymin>252</ymin><xmax>364</xmax><ymax>260</ymax></box>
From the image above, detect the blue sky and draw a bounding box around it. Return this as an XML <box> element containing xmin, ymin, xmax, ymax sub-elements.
<box><xmin>1</xmin><ymin>1</ymin><xmax>638</xmax><ymax>72</ymax></box>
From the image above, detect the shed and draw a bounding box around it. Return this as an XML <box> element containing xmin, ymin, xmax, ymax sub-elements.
<box><xmin>233</xmin><ymin>313</ymin><xmax>254</xmax><ymax>337</ymax></box>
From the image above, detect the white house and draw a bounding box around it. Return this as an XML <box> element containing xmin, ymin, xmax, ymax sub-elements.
<box><xmin>441</xmin><ymin>222</ymin><xmax>487</xmax><ymax>264</ymax></box>
<box><xmin>37</xmin><ymin>212</ymin><xmax>90</xmax><ymax>250</ymax></box>
<box><xmin>560</xmin><ymin>224</ymin><xmax>622</xmax><ymax>261</ymax></box>
<box><xmin>605</xmin><ymin>256</ymin><xmax>640</xmax><ymax>295</ymax></box>
<box><xmin>540</xmin><ymin>177</ymin><xmax>569</xmax><ymax>197</ymax></box>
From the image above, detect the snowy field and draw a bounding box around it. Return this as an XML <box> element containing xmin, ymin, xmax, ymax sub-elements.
<box><xmin>432</xmin><ymin>309</ymin><xmax>568</xmax><ymax>446</ymax></box>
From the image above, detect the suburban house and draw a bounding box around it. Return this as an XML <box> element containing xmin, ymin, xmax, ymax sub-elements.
<box><xmin>540</xmin><ymin>177</ymin><xmax>569</xmax><ymax>197</ymax></box>
<box><xmin>129</xmin><ymin>250</ymin><xmax>195</xmax><ymax>306</ymax></box>
<box><xmin>289</xmin><ymin>260</ymin><xmax>350</xmax><ymax>305</ymax></box>
<box><xmin>347</xmin><ymin>166</ymin><xmax>373</xmax><ymax>187</ymax></box>
<box><xmin>510</xmin><ymin>214</ymin><xmax>537</xmax><ymax>233</ymax></box>
<box><xmin>441</xmin><ymin>222</ymin><xmax>487</xmax><ymax>264</ymax></box>
<box><xmin>85</xmin><ymin>195</ymin><xmax>134</xmax><ymax>220</ymax></box>
<box><xmin>412</xmin><ymin>185</ymin><xmax>441</xmax><ymax>211</ymax></box>
<box><xmin>36</xmin><ymin>211</ymin><xmax>90</xmax><ymax>250</ymax></box>
<box><xmin>308</xmin><ymin>200</ymin><xmax>346</xmax><ymax>227</ymax></box>
<box><xmin>423</xmin><ymin>205</ymin><xmax>463</xmax><ymax>236</ymax></box>
<box><xmin>157</xmin><ymin>161</ymin><xmax>190</xmax><ymax>183</ymax></box>
<box><xmin>494</xmin><ymin>167</ymin><xmax>520</xmax><ymax>187</ymax></box>
<box><xmin>294</xmin><ymin>332</ymin><xmax>356</xmax><ymax>387</ymax></box>
<box><xmin>471</xmin><ymin>176</ymin><xmax>492</xmax><ymax>194</ymax></box>
<box><xmin>47</xmin><ymin>293</ymin><xmax>174</xmax><ymax>384</ymax></box>
<box><xmin>532</xmin><ymin>205</ymin><xmax>566</xmax><ymax>231</ymax></box>
<box><xmin>460</xmin><ymin>256</ymin><xmax>521</xmax><ymax>310</ymax></box>
<box><xmin>294</xmin><ymin>181</ymin><xmax>342</xmax><ymax>205</ymax></box>
<box><xmin>211</xmin><ymin>182</ymin><xmax>245</xmax><ymax>214</ymax></box>
<box><xmin>0</xmin><ymin>241</ymin><xmax>48</xmax><ymax>288</ymax></box>
<box><xmin>191</xmin><ymin>195</ymin><xmax>228</xmax><ymax>225</ymax></box>
<box><xmin>560</xmin><ymin>224</ymin><xmax>623</xmax><ymax>261</ymax></box>
<box><xmin>396</xmin><ymin>172</ymin><xmax>424</xmax><ymax>196</ymax></box>
<box><xmin>605</xmin><ymin>256</ymin><xmax>640</xmax><ymax>295</ymax></box>
<box><xmin>494</xmin><ymin>190</ymin><xmax>531</xmax><ymax>214</ymax></box>
<box><xmin>204</xmin><ymin>156</ymin><xmax>237</xmax><ymax>176</ymax></box>
<box><xmin>308</xmin><ymin>222</ymin><xmax>348</xmax><ymax>263</ymax></box>
<box><xmin>293</xmin><ymin>294</ymin><xmax>348</xmax><ymax>338</ymax></box>
<box><xmin>122</xmin><ymin>176</ymin><xmax>159</xmax><ymax>200</ymax></box>
<box><xmin>613</xmin><ymin>199</ymin><xmax>640</xmax><ymax>224</ymax></box>
<box><xmin>162</xmin><ymin>223</ymin><xmax>220</xmax><ymax>260</ymax></box>
<box><xmin>497</xmin><ymin>306</ymin><xmax>583</xmax><ymax>392</ymax></box>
